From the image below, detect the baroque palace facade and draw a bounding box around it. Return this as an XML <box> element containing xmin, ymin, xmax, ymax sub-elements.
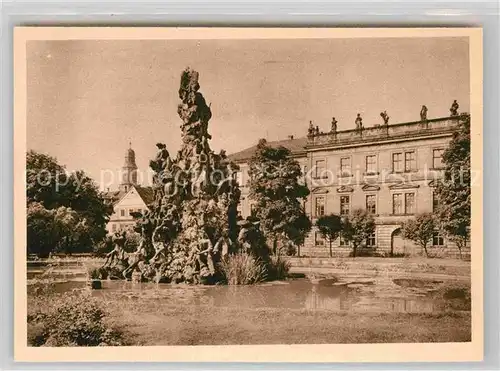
<box><xmin>229</xmin><ymin>111</ymin><xmax>469</xmax><ymax>258</ymax></box>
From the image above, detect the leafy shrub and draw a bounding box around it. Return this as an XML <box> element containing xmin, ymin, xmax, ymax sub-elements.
<box><xmin>349</xmin><ymin>248</ymin><xmax>378</xmax><ymax>257</ymax></box>
<box><xmin>27</xmin><ymin>292</ymin><xmax>124</xmax><ymax>346</ymax></box>
<box><xmin>285</xmin><ymin>244</ymin><xmax>297</xmax><ymax>256</ymax></box>
<box><xmin>266</xmin><ymin>255</ymin><xmax>291</xmax><ymax>280</ymax></box>
<box><xmin>86</xmin><ymin>266</ymin><xmax>108</xmax><ymax>280</ymax></box>
<box><xmin>83</xmin><ymin>260</ymin><xmax>108</xmax><ymax>280</ymax></box>
<box><xmin>218</xmin><ymin>252</ymin><xmax>267</xmax><ymax>285</ymax></box>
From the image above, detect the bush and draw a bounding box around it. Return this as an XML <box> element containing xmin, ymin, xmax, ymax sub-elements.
<box><xmin>218</xmin><ymin>252</ymin><xmax>267</xmax><ymax>285</ymax></box>
<box><xmin>83</xmin><ymin>260</ymin><xmax>108</xmax><ymax>280</ymax></box>
<box><xmin>27</xmin><ymin>291</ymin><xmax>124</xmax><ymax>346</ymax></box>
<box><xmin>85</xmin><ymin>265</ymin><xmax>108</xmax><ymax>280</ymax></box>
<box><xmin>267</xmin><ymin>255</ymin><xmax>291</xmax><ymax>280</ymax></box>
<box><xmin>285</xmin><ymin>244</ymin><xmax>297</xmax><ymax>256</ymax></box>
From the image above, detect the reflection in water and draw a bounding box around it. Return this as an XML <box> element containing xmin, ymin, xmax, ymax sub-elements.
<box><xmin>27</xmin><ymin>261</ymin><xmax>467</xmax><ymax>314</ymax></box>
<box><xmin>306</xmin><ymin>285</ymin><xmax>341</xmax><ymax>310</ymax></box>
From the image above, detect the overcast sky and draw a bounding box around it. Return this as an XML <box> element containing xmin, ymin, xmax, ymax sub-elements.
<box><xmin>27</xmin><ymin>37</ymin><xmax>470</xmax><ymax>189</ymax></box>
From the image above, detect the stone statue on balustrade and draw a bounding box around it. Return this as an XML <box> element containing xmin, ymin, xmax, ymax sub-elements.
<box><xmin>330</xmin><ymin>117</ymin><xmax>338</xmax><ymax>133</ymax></box>
<box><xmin>355</xmin><ymin>113</ymin><xmax>363</xmax><ymax>130</ymax></box>
<box><xmin>307</xmin><ymin>121</ymin><xmax>315</xmax><ymax>137</ymax></box>
<box><xmin>450</xmin><ymin>100</ymin><xmax>459</xmax><ymax>116</ymax></box>
<box><xmin>380</xmin><ymin>111</ymin><xmax>389</xmax><ymax>126</ymax></box>
<box><xmin>420</xmin><ymin>105</ymin><xmax>428</xmax><ymax>121</ymax></box>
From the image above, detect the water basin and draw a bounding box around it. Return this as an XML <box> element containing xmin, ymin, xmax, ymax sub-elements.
<box><xmin>27</xmin><ymin>262</ymin><xmax>470</xmax><ymax>314</ymax></box>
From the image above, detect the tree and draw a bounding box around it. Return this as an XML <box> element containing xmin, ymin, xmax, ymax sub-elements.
<box><xmin>52</xmin><ymin>206</ymin><xmax>81</xmax><ymax>254</ymax></box>
<box><xmin>27</xmin><ymin>202</ymin><xmax>58</xmax><ymax>257</ymax></box>
<box><xmin>27</xmin><ymin>203</ymin><xmax>90</xmax><ymax>256</ymax></box>
<box><xmin>26</xmin><ymin>151</ymin><xmax>67</xmax><ymax>209</ymax></box>
<box><xmin>26</xmin><ymin>151</ymin><xmax>112</xmax><ymax>254</ymax></box>
<box><xmin>434</xmin><ymin>115</ymin><xmax>471</xmax><ymax>258</ymax></box>
<box><xmin>401</xmin><ymin>213</ymin><xmax>436</xmax><ymax>257</ymax></box>
<box><xmin>62</xmin><ymin>170</ymin><xmax>113</xmax><ymax>248</ymax></box>
<box><xmin>341</xmin><ymin>209</ymin><xmax>375</xmax><ymax>258</ymax></box>
<box><xmin>248</xmin><ymin>139</ymin><xmax>312</xmax><ymax>255</ymax></box>
<box><xmin>316</xmin><ymin>214</ymin><xmax>343</xmax><ymax>257</ymax></box>
<box><xmin>52</xmin><ymin>206</ymin><xmax>91</xmax><ymax>255</ymax></box>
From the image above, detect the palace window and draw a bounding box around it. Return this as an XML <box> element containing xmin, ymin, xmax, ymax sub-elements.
<box><xmin>392</xmin><ymin>153</ymin><xmax>403</xmax><ymax>172</ymax></box>
<box><xmin>315</xmin><ymin>196</ymin><xmax>326</xmax><ymax>217</ymax></box>
<box><xmin>366</xmin><ymin>233</ymin><xmax>376</xmax><ymax>247</ymax></box>
<box><xmin>392</xmin><ymin>193</ymin><xmax>403</xmax><ymax>215</ymax></box>
<box><xmin>366</xmin><ymin>195</ymin><xmax>376</xmax><ymax>214</ymax></box>
<box><xmin>314</xmin><ymin>232</ymin><xmax>325</xmax><ymax>246</ymax></box>
<box><xmin>340</xmin><ymin>157</ymin><xmax>351</xmax><ymax>175</ymax></box>
<box><xmin>432</xmin><ymin>231</ymin><xmax>445</xmax><ymax>246</ymax></box>
<box><xmin>405</xmin><ymin>151</ymin><xmax>417</xmax><ymax>172</ymax></box>
<box><xmin>393</xmin><ymin>192</ymin><xmax>416</xmax><ymax>215</ymax></box>
<box><xmin>120</xmin><ymin>209</ymin><xmax>125</xmax><ymax>217</ymax></box>
<box><xmin>433</xmin><ymin>148</ymin><xmax>445</xmax><ymax>169</ymax></box>
<box><xmin>405</xmin><ymin>193</ymin><xmax>415</xmax><ymax>214</ymax></box>
<box><xmin>340</xmin><ymin>196</ymin><xmax>350</xmax><ymax>216</ymax></box>
<box><xmin>315</xmin><ymin>160</ymin><xmax>326</xmax><ymax>178</ymax></box>
<box><xmin>365</xmin><ymin>155</ymin><xmax>377</xmax><ymax>173</ymax></box>
<box><xmin>112</xmin><ymin>224</ymin><xmax>117</xmax><ymax>232</ymax></box>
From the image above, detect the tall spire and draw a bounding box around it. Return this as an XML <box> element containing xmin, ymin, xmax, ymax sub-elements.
<box><xmin>119</xmin><ymin>142</ymin><xmax>138</xmax><ymax>192</ymax></box>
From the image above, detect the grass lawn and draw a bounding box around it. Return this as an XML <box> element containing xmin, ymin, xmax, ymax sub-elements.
<box><xmin>106</xmin><ymin>302</ymin><xmax>471</xmax><ymax>345</ymax></box>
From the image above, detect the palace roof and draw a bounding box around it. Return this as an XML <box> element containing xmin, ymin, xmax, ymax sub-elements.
<box><xmin>228</xmin><ymin>136</ymin><xmax>308</xmax><ymax>163</ymax></box>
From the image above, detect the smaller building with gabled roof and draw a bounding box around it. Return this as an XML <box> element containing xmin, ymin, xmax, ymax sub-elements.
<box><xmin>104</xmin><ymin>144</ymin><xmax>154</xmax><ymax>234</ymax></box>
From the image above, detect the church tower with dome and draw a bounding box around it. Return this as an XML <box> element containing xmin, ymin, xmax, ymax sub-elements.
<box><xmin>104</xmin><ymin>143</ymin><xmax>154</xmax><ymax>235</ymax></box>
<box><xmin>119</xmin><ymin>142</ymin><xmax>138</xmax><ymax>192</ymax></box>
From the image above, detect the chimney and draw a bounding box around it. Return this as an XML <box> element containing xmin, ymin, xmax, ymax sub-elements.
<box><xmin>287</xmin><ymin>135</ymin><xmax>294</xmax><ymax>140</ymax></box>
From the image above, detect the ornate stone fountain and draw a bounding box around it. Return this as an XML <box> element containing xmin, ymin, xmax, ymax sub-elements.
<box><xmin>102</xmin><ymin>68</ymin><xmax>241</xmax><ymax>284</ymax></box>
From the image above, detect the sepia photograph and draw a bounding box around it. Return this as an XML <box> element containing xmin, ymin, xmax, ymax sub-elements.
<box><xmin>14</xmin><ymin>27</ymin><xmax>483</xmax><ymax>362</ymax></box>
